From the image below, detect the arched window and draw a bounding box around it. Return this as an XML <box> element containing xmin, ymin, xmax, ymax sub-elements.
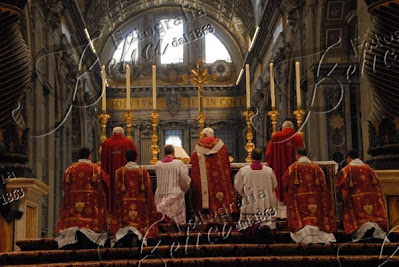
<box><xmin>205</xmin><ymin>34</ymin><xmax>231</xmax><ymax>63</ymax></box>
<box><xmin>160</xmin><ymin>19</ymin><xmax>184</xmax><ymax>64</ymax></box>
<box><xmin>112</xmin><ymin>30</ymin><xmax>139</xmax><ymax>63</ymax></box>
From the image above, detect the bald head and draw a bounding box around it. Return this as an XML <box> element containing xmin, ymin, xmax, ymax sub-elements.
<box><xmin>202</xmin><ymin>127</ymin><xmax>214</xmax><ymax>137</ymax></box>
<box><xmin>112</xmin><ymin>126</ymin><xmax>124</xmax><ymax>135</ymax></box>
<box><xmin>282</xmin><ymin>121</ymin><xmax>294</xmax><ymax>129</ymax></box>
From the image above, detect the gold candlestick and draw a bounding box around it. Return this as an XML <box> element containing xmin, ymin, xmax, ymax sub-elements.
<box><xmin>293</xmin><ymin>107</ymin><xmax>306</xmax><ymax>137</ymax></box>
<box><xmin>99</xmin><ymin>112</ymin><xmax>110</xmax><ymax>154</ymax></box>
<box><xmin>149</xmin><ymin>111</ymin><xmax>160</xmax><ymax>165</ymax></box>
<box><xmin>196</xmin><ymin>112</ymin><xmax>207</xmax><ymax>138</ymax></box>
<box><xmin>267</xmin><ymin>108</ymin><xmax>280</xmax><ymax>135</ymax></box>
<box><xmin>243</xmin><ymin>109</ymin><xmax>255</xmax><ymax>163</ymax></box>
<box><xmin>124</xmin><ymin>111</ymin><xmax>134</xmax><ymax>140</ymax></box>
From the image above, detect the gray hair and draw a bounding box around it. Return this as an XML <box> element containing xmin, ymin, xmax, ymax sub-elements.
<box><xmin>112</xmin><ymin>126</ymin><xmax>124</xmax><ymax>135</ymax></box>
<box><xmin>201</xmin><ymin>127</ymin><xmax>214</xmax><ymax>137</ymax></box>
<box><xmin>282</xmin><ymin>121</ymin><xmax>294</xmax><ymax>129</ymax></box>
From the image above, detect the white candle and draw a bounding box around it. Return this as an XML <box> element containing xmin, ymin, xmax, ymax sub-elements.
<box><xmin>295</xmin><ymin>61</ymin><xmax>302</xmax><ymax>108</ymax></box>
<box><xmin>152</xmin><ymin>65</ymin><xmax>157</xmax><ymax>110</ymax></box>
<box><xmin>270</xmin><ymin>63</ymin><xmax>275</xmax><ymax>108</ymax></box>
<box><xmin>245</xmin><ymin>64</ymin><xmax>250</xmax><ymax>109</ymax></box>
<box><xmin>126</xmin><ymin>64</ymin><xmax>131</xmax><ymax>111</ymax></box>
<box><xmin>101</xmin><ymin>65</ymin><xmax>106</xmax><ymax>112</ymax></box>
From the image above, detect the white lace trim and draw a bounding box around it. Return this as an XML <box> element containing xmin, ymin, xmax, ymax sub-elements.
<box><xmin>352</xmin><ymin>222</ymin><xmax>390</xmax><ymax>242</ymax></box>
<box><xmin>290</xmin><ymin>225</ymin><xmax>336</xmax><ymax>244</ymax></box>
<box><xmin>110</xmin><ymin>226</ymin><xmax>145</xmax><ymax>247</ymax></box>
<box><xmin>56</xmin><ymin>227</ymin><xmax>108</xmax><ymax>248</ymax></box>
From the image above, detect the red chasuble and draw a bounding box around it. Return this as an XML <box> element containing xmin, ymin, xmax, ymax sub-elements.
<box><xmin>337</xmin><ymin>163</ymin><xmax>388</xmax><ymax>234</ymax></box>
<box><xmin>101</xmin><ymin>134</ymin><xmax>137</xmax><ymax>210</ymax></box>
<box><xmin>265</xmin><ymin>128</ymin><xmax>305</xmax><ymax>204</ymax></box>
<box><xmin>190</xmin><ymin>136</ymin><xmax>237</xmax><ymax>217</ymax></box>
<box><xmin>56</xmin><ymin>162</ymin><xmax>110</xmax><ymax>232</ymax></box>
<box><xmin>284</xmin><ymin>162</ymin><xmax>336</xmax><ymax>233</ymax></box>
<box><xmin>110</xmin><ymin>167</ymin><xmax>158</xmax><ymax>237</ymax></box>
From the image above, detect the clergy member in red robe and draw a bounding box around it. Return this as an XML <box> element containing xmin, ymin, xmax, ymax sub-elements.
<box><xmin>190</xmin><ymin>127</ymin><xmax>237</xmax><ymax>221</ymax></box>
<box><xmin>56</xmin><ymin>147</ymin><xmax>110</xmax><ymax>249</ymax></box>
<box><xmin>110</xmin><ymin>150</ymin><xmax>158</xmax><ymax>247</ymax></box>
<box><xmin>101</xmin><ymin>126</ymin><xmax>137</xmax><ymax>211</ymax></box>
<box><xmin>265</xmin><ymin>120</ymin><xmax>305</xmax><ymax>218</ymax></box>
<box><xmin>284</xmin><ymin>148</ymin><xmax>336</xmax><ymax>243</ymax></box>
<box><xmin>337</xmin><ymin>149</ymin><xmax>389</xmax><ymax>242</ymax></box>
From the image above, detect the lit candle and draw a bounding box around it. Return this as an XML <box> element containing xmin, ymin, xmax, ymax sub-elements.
<box><xmin>152</xmin><ymin>65</ymin><xmax>157</xmax><ymax>110</ymax></box>
<box><xmin>245</xmin><ymin>64</ymin><xmax>250</xmax><ymax>109</ymax></box>
<box><xmin>295</xmin><ymin>61</ymin><xmax>302</xmax><ymax>108</ymax></box>
<box><xmin>101</xmin><ymin>65</ymin><xmax>106</xmax><ymax>112</ymax></box>
<box><xmin>126</xmin><ymin>64</ymin><xmax>131</xmax><ymax>111</ymax></box>
<box><xmin>270</xmin><ymin>63</ymin><xmax>275</xmax><ymax>108</ymax></box>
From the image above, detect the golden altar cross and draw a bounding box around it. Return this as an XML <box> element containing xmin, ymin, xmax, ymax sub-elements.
<box><xmin>183</xmin><ymin>59</ymin><xmax>218</xmax><ymax>138</ymax></box>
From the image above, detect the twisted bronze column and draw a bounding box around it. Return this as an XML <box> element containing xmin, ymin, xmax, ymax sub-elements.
<box><xmin>363</xmin><ymin>0</ymin><xmax>399</xmax><ymax>168</ymax></box>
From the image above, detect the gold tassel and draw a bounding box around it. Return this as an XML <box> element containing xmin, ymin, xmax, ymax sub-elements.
<box><xmin>294</xmin><ymin>163</ymin><xmax>299</xmax><ymax>185</ymax></box>
<box><xmin>121</xmin><ymin>167</ymin><xmax>126</xmax><ymax>191</ymax></box>
<box><xmin>315</xmin><ymin>177</ymin><xmax>320</xmax><ymax>186</ymax></box>
<box><xmin>348</xmin><ymin>165</ymin><xmax>354</xmax><ymax>188</ymax></box>
<box><xmin>140</xmin><ymin>168</ymin><xmax>145</xmax><ymax>191</ymax></box>
<box><xmin>65</xmin><ymin>174</ymin><xmax>70</xmax><ymax>184</ymax></box>
<box><xmin>91</xmin><ymin>174</ymin><xmax>96</xmax><ymax>182</ymax></box>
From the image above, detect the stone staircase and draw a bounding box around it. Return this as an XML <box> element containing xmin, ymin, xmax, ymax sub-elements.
<box><xmin>1</xmin><ymin>222</ymin><xmax>399</xmax><ymax>266</ymax></box>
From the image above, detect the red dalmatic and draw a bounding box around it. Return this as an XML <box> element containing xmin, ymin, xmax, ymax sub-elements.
<box><xmin>337</xmin><ymin>164</ymin><xmax>388</xmax><ymax>234</ymax></box>
<box><xmin>101</xmin><ymin>134</ymin><xmax>137</xmax><ymax>210</ymax></box>
<box><xmin>265</xmin><ymin>128</ymin><xmax>305</xmax><ymax>203</ymax></box>
<box><xmin>190</xmin><ymin>136</ymin><xmax>237</xmax><ymax>217</ymax></box>
<box><xmin>56</xmin><ymin>162</ymin><xmax>110</xmax><ymax>232</ymax></box>
<box><xmin>284</xmin><ymin>162</ymin><xmax>336</xmax><ymax>233</ymax></box>
<box><xmin>110</xmin><ymin>167</ymin><xmax>158</xmax><ymax>237</ymax></box>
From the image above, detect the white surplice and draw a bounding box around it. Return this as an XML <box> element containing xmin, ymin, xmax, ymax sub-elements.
<box><xmin>155</xmin><ymin>159</ymin><xmax>191</xmax><ymax>224</ymax></box>
<box><xmin>234</xmin><ymin>164</ymin><xmax>278</xmax><ymax>230</ymax></box>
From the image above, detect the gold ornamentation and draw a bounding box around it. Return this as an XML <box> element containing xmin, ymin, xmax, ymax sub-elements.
<box><xmin>183</xmin><ymin>59</ymin><xmax>218</xmax><ymax>137</ymax></box>
<box><xmin>308</xmin><ymin>204</ymin><xmax>317</xmax><ymax>214</ymax></box>
<box><xmin>216</xmin><ymin>192</ymin><xmax>224</xmax><ymax>202</ymax></box>
<box><xmin>293</xmin><ymin>108</ymin><xmax>306</xmax><ymax>137</ymax></box>
<box><xmin>149</xmin><ymin>111</ymin><xmax>160</xmax><ymax>165</ymax></box>
<box><xmin>99</xmin><ymin>112</ymin><xmax>110</xmax><ymax>155</ymax></box>
<box><xmin>129</xmin><ymin>210</ymin><xmax>138</xmax><ymax>221</ymax></box>
<box><xmin>124</xmin><ymin>111</ymin><xmax>134</xmax><ymax>140</ymax></box>
<box><xmin>75</xmin><ymin>202</ymin><xmax>85</xmax><ymax>214</ymax></box>
<box><xmin>267</xmin><ymin>108</ymin><xmax>280</xmax><ymax>135</ymax></box>
<box><xmin>243</xmin><ymin>109</ymin><xmax>255</xmax><ymax>163</ymax></box>
<box><xmin>363</xmin><ymin>204</ymin><xmax>373</xmax><ymax>215</ymax></box>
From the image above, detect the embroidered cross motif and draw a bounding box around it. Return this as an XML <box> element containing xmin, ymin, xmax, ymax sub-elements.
<box><xmin>308</xmin><ymin>204</ymin><xmax>317</xmax><ymax>214</ymax></box>
<box><xmin>75</xmin><ymin>202</ymin><xmax>85</xmax><ymax>214</ymax></box>
<box><xmin>216</xmin><ymin>192</ymin><xmax>224</xmax><ymax>202</ymax></box>
<box><xmin>129</xmin><ymin>210</ymin><xmax>138</xmax><ymax>221</ymax></box>
<box><xmin>363</xmin><ymin>204</ymin><xmax>373</xmax><ymax>215</ymax></box>
<box><xmin>112</xmin><ymin>147</ymin><xmax>121</xmax><ymax>157</ymax></box>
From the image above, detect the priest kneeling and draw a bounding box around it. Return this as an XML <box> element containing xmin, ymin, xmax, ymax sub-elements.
<box><xmin>56</xmin><ymin>147</ymin><xmax>110</xmax><ymax>249</ymax></box>
<box><xmin>337</xmin><ymin>149</ymin><xmax>389</xmax><ymax>242</ymax></box>
<box><xmin>284</xmin><ymin>148</ymin><xmax>336</xmax><ymax>244</ymax></box>
<box><xmin>110</xmin><ymin>150</ymin><xmax>158</xmax><ymax>247</ymax></box>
